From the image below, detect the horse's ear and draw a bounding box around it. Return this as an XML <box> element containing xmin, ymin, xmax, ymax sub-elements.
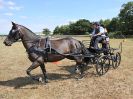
<box><xmin>11</xmin><ymin>21</ymin><xmax>16</xmax><ymax>26</ymax></box>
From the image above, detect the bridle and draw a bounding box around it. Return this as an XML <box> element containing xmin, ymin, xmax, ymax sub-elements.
<box><xmin>16</xmin><ymin>25</ymin><xmax>41</xmax><ymax>44</ymax></box>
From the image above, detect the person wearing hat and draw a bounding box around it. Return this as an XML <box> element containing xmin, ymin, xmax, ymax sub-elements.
<box><xmin>100</xmin><ymin>24</ymin><xmax>110</xmax><ymax>50</ymax></box>
<box><xmin>90</xmin><ymin>22</ymin><xmax>106</xmax><ymax>50</ymax></box>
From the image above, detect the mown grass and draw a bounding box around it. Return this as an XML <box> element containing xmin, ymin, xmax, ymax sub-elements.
<box><xmin>0</xmin><ymin>37</ymin><xmax>133</xmax><ymax>99</ymax></box>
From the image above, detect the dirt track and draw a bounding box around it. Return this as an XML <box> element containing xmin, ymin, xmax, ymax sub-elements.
<box><xmin>0</xmin><ymin>37</ymin><xmax>133</xmax><ymax>99</ymax></box>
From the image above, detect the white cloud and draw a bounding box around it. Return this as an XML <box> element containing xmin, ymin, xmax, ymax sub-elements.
<box><xmin>7</xmin><ymin>1</ymin><xmax>23</xmax><ymax>11</ymax></box>
<box><xmin>0</xmin><ymin>0</ymin><xmax>23</xmax><ymax>11</ymax></box>
<box><xmin>4</xmin><ymin>12</ymin><xmax>14</xmax><ymax>16</ymax></box>
<box><xmin>7</xmin><ymin>1</ymin><xmax>15</xmax><ymax>6</ymax></box>
<box><xmin>9</xmin><ymin>6</ymin><xmax>23</xmax><ymax>11</ymax></box>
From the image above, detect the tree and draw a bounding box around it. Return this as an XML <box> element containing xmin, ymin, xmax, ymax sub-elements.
<box><xmin>53</xmin><ymin>26</ymin><xmax>60</xmax><ymax>35</ymax></box>
<box><xmin>42</xmin><ymin>28</ymin><xmax>51</xmax><ymax>35</ymax></box>
<box><xmin>53</xmin><ymin>19</ymin><xmax>92</xmax><ymax>35</ymax></box>
<box><xmin>69</xmin><ymin>19</ymin><xmax>92</xmax><ymax>35</ymax></box>
<box><xmin>100</xmin><ymin>19</ymin><xmax>111</xmax><ymax>27</ymax></box>
<box><xmin>119</xmin><ymin>1</ymin><xmax>133</xmax><ymax>35</ymax></box>
<box><xmin>53</xmin><ymin>25</ymin><xmax>70</xmax><ymax>35</ymax></box>
<box><xmin>99</xmin><ymin>19</ymin><xmax>111</xmax><ymax>31</ymax></box>
<box><xmin>108</xmin><ymin>17</ymin><xmax>120</xmax><ymax>32</ymax></box>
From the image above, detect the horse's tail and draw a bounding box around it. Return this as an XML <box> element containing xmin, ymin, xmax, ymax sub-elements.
<box><xmin>78</xmin><ymin>41</ymin><xmax>90</xmax><ymax>55</ymax></box>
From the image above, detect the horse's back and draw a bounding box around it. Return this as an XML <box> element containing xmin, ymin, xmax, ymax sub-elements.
<box><xmin>50</xmin><ymin>37</ymin><xmax>81</xmax><ymax>54</ymax></box>
<box><xmin>51</xmin><ymin>37</ymin><xmax>80</xmax><ymax>48</ymax></box>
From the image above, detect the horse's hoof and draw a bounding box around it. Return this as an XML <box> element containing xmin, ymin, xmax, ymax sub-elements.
<box><xmin>77</xmin><ymin>76</ymin><xmax>84</xmax><ymax>80</ymax></box>
<box><xmin>75</xmin><ymin>68</ymin><xmax>81</xmax><ymax>74</ymax></box>
<box><xmin>45</xmin><ymin>79</ymin><xmax>48</xmax><ymax>83</ymax></box>
<box><xmin>38</xmin><ymin>77</ymin><xmax>43</xmax><ymax>82</ymax></box>
<box><xmin>38</xmin><ymin>77</ymin><xmax>48</xmax><ymax>84</ymax></box>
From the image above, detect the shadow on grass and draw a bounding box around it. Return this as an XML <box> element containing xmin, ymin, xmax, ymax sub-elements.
<box><xmin>0</xmin><ymin>73</ymin><xmax>75</xmax><ymax>89</ymax></box>
<box><xmin>59</xmin><ymin>64</ymin><xmax>98</xmax><ymax>78</ymax></box>
<box><xmin>0</xmin><ymin>65</ymin><xmax>96</xmax><ymax>89</ymax></box>
<box><xmin>0</xmin><ymin>65</ymin><xmax>77</xmax><ymax>89</ymax></box>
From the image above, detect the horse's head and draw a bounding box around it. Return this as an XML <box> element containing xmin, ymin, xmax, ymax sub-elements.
<box><xmin>3</xmin><ymin>22</ymin><xmax>22</xmax><ymax>46</ymax></box>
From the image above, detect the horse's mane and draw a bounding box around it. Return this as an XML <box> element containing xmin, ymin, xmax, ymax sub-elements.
<box><xmin>17</xmin><ymin>24</ymin><xmax>40</xmax><ymax>39</ymax></box>
<box><xmin>17</xmin><ymin>24</ymin><xmax>36</xmax><ymax>34</ymax></box>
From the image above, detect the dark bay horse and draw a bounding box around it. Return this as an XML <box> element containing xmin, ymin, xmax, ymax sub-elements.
<box><xmin>3</xmin><ymin>22</ymin><xmax>88</xmax><ymax>83</ymax></box>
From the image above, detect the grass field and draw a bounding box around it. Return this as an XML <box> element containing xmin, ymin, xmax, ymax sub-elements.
<box><xmin>0</xmin><ymin>37</ymin><xmax>133</xmax><ymax>99</ymax></box>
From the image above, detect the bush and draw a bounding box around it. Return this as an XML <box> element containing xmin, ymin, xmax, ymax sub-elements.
<box><xmin>108</xmin><ymin>31</ymin><xmax>126</xmax><ymax>38</ymax></box>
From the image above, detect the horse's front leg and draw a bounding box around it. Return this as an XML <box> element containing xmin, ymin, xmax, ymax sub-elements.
<box><xmin>26</xmin><ymin>61</ymin><xmax>40</xmax><ymax>81</ymax></box>
<box><xmin>39</xmin><ymin>64</ymin><xmax>48</xmax><ymax>83</ymax></box>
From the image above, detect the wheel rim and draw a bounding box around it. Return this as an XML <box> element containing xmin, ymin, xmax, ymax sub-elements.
<box><xmin>96</xmin><ymin>56</ymin><xmax>110</xmax><ymax>76</ymax></box>
<box><xmin>112</xmin><ymin>52</ymin><xmax>121</xmax><ymax>69</ymax></box>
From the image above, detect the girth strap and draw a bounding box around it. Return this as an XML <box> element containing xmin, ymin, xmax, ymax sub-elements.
<box><xmin>45</xmin><ymin>37</ymin><xmax>51</xmax><ymax>53</ymax></box>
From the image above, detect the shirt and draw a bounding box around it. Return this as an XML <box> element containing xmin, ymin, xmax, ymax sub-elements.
<box><xmin>92</xmin><ymin>26</ymin><xmax>105</xmax><ymax>37</ymax></box>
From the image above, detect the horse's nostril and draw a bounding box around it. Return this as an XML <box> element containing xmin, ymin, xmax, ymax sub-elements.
<box><xmin>3</xmin><ymin>41</ymin><xmax>5</xmax><ymax>44</ymax></box>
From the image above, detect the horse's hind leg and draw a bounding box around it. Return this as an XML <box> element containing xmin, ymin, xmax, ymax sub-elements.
<box><xmin>40</xmin><ymin>64</ymin><xmax>48</xmax><ymax>83</ymax></box>
<box><xmin>75</xmin><ymin>57</ymin><xmax>84</xmax><ymax>75</ymax></box>
<box><xmin>26</xmin><ymin>61</ymin><xmax>40</xmax><ymax>81</ymax></box>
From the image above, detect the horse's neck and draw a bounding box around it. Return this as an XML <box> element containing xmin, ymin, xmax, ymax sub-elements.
<box><xmin>21</xmin><ymin>28</ymin><xmax>39</xmax><ymax>50</ymax></box>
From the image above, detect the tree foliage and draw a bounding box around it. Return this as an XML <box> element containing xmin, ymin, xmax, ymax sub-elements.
<box><xmin>69</xmin><ymin>19</ymin><xmax>92</xmax><ymax>35</ymax></box>
<box><xmin>119</xmin><ymin>1</ymin><xmax>133</xmax><ymax>35</ymax></box>
<box><xmin>100</xmin><ymin>19</ymin><xmax>111</xmax><ymax>31</ymax></box>
<box><xmin>53</xmin><ymin>25</ymin><xmax>70</xmax><ymax>35</ymax></box>
<box><xmin>53</xmin><ymin>19</ymin><xmax>92</xmax><ymax>35</ymax></box>
<box><xmin>108</xmin><ymin>17</ymin><xmax>120</xmax><ymax>32</ymax></box>
<box><xmin>42</xmin><ymin>28</ymin><xmax>51</xmax><ymax>35</ymax></box>
<box><xmin>51</xmin><ymin>1</ymin><xmax>133</xmax><ymax>35</ymax></box>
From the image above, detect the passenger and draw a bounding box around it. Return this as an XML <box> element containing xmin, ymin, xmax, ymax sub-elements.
<box><xmin>101</xmin><ymin>24</ymin><xmax>110</xmax><ymax>50</ymax></box>
<box><xmin>90</xmin><ymin>22</ymin><xmax>105</xmax><ymax>51</ymax></box>
<box><xmin>101</xmin><ymin>24</ymin><xmax>109</xmax><ymax>41</ymax></box>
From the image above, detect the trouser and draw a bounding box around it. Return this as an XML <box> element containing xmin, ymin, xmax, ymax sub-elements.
<box><xmin>102</xmin><ymin>43</ymin><xmax>107</xmax><ymax>49</ymax></box>
<box><xmin>90</xmin><ymin>36</ymin><xmax>97</xmax><ymax>47</ymax></box>
<box><xmin>102</xmin><ymin>37</ymin><xmax>109</xmax><ymax>49</ymax></box>
<box><xmin>94</xmin><ymin>36</ymin><xmax>104</xmax><ymax>49</ymax></box>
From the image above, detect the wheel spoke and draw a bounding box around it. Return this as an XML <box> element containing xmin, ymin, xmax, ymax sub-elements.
<box><xmin>112</xmin><ymin>52</ymin><xmax>121</xmax><ymax>69</ymax></box>
<box><xmin>96</xmin><ymin>56</ymin><xmax>110</xmax><ymax>76</ymax></box>
<box><xmin>102</xmin><ymin>66</ymin><xmax>104</xmax><ymax>74</ymax></box>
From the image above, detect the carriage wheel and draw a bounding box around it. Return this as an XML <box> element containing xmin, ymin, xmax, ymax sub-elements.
<box><xmin>95</xmin><ymin>55</ymin><xmax>110</xmax><ymax>76</ymax></box>
<box><xmin>112</xmin><ymin>52</ymin><xmax>121</xmax><ymax>69</ymax></box>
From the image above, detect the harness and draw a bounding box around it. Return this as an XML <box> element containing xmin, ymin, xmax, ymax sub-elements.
<box><xmin>42</xmin><ymin>37</ymin><xmax>52</xmax><ymax>61</ymax></box>
<box><xmin>44</xmin><ymin>37</ymin><xmax>52</xmax><ymax>53</ymax></box>
<box><xmin>26</xmin><ymin>37</ymin><xmax>50</xmax><ymax>60</ymax></box>
<box><xmin>27</xmin><ymin>37</ymin><xmax>65</xmax><ymax>61</ymax></box>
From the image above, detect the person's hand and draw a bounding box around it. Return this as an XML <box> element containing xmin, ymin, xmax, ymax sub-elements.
<box><xmin>89</xmin><ymin>34</ymin><xmax>93</xmax><ymax>38</ymax></box>
<box><xmin>97</xmin><ymin>34</ymin><xmax>100</xmax><ymax>36</ymax></box>
<box><xmin>93</xmin><ymin>34</ymin><xmax>97</xmax><ymax>37</ymax></box>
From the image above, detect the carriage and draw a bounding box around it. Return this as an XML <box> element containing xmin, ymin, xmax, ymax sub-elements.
<box><xmin>4</xmin><ymin>22</ymin><xmax>123</xmax><ymax>83</ymax></box>
<box><xmin>81</xmin><ymin>39</ymin><xmax>122</xmax><ymax>76</ymax></box>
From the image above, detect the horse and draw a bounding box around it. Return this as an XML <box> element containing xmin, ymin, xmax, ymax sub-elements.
<box><xmin>3</xmin><ymin>22</ymin><xmax>88</xmax><ymax>83</ymax></box>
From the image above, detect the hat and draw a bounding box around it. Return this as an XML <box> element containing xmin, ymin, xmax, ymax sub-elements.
<box><xmin>92</xmin><ymin>22</ymin><xmax>100</xmax><ymax>26</ymax></box>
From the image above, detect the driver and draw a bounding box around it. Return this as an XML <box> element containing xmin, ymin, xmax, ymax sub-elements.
<box><xmin>90</xmin><ymin>22</ymin><xmax>106</xmax><ymax>50</ymax></box>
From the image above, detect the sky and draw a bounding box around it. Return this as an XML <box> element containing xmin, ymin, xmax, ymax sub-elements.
<box><xmin>0</xmin><ymin>0</ymin><xmax>132</xmax><ymax>34</ymax></box>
